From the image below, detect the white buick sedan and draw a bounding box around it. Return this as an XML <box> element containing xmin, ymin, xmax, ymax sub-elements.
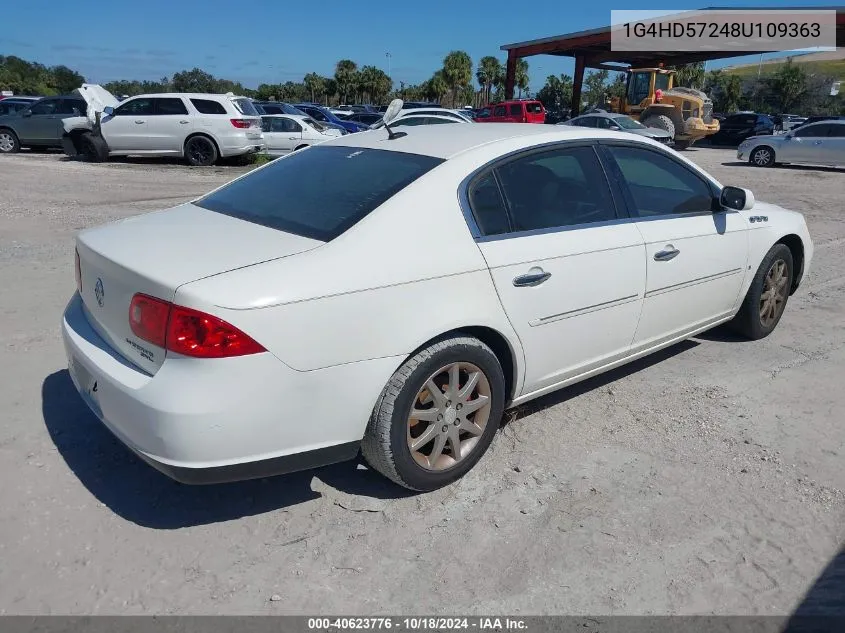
<box><xmin>63</xmin><ymin>118</ymin><xmax>813</xmax><ymax>491</ymax></box>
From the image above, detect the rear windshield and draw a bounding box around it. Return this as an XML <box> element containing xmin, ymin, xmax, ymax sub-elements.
<box><xmin>231</xmin><ymin>98</ymin><xmax>259</xmax><ymax>116</ymax></box>
<box><xmin>196</xmin><ymin>146</ymin><xmax>444</xmax><ymax>241</ymax></box>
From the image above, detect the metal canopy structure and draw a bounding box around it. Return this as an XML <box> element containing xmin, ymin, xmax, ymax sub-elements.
<box><xmin>500</xmin><ymin>7</ymin><xmax>845</xmax><ymax>116</ymax></box>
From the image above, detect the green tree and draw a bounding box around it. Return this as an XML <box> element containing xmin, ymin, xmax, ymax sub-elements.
<box><xmin>515</xmin><ymin>59</ymin><xmax>529</xmax><ymax>98</ymax></box>
<box><xmin>476</xmin><ymin>56</ymin><xmax>502</xmax><ymax>105</ymax></box>
<box><xmin>50</xmin><ymin>65</ymin><xmax>85</xmax><ymax>94</ymax></box>
<box><xmin>442</xmin><ymin>51</ymin><xmax>472</xmax><ymax>107</ymax></box>
<box><xmin>671</xmin><ymin>62</ymin><xmax>706</xmax><ymax>89</ymax></box>
<box><xmin>536</xmin><ymin>74</ymin><xmax>573</xmax><ymax>110</ymax></box>
<box><xmin>334</xmin><ymin>59</ymin><xmax>357</xmax><ymax>103</ymax></box>
<box><xmin>607</xmin><ymin>72</ymin><xmax>627</xmax><ymax>100</ymax></box>
<box><xmin>303</xmin><ymin>72</ymin><xmax>325</xmax><ymax>103</ymax></box>
<box><xmin>172</xmin><ymin>68</ymin><xmax>218</xmax><ymax>93</ymax></box>
<box><xmin>766</xmin><ymin>59</ymin><xmax>808</xmax><ymax>113</ymax></box>
<box><xmin>583</xmin><ymin>69</ymin><xmax>609</xmax><ymax>108</ymax></box>
<box><xmin>426</xmin><ymin>71</ymin><xmax>449</xmax><ymax>103</ymax></box>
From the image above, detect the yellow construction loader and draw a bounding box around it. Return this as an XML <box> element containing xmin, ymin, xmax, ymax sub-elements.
<box><xmin>607</xmin><ymin>67</ymin><xmax>719</xmax><ymax>149</ymax></box>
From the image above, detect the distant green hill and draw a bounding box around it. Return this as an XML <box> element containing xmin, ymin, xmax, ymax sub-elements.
<box><xmin>722</xmin><ymin>58</ymin><xmax>844</xmax><ymax>81</ymax></box>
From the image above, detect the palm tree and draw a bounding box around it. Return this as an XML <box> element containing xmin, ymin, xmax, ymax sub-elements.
<box><xmin>476</xmin><ymin>56</ymin><xmax>502</xmax><ymax>105</ymax></box>
<box><xmin>334</xmin><ymin>59</ymin><xmax>357</xmax><ymax>104</ymax></box>
<box><xmin>515</xmin><ymin>59</ymin><xmax>529</xmax><ymax>98</ymax></box>
<box><xmin>303</xmin><ymin>72</ymin><xmax>325</xmax><ymax>103</ymax></box>
<box><xmin>442</xmin><ymin>51</ymin><xmax>472</xmax><ymax>107</ymax></box>
<box><xmin>672</xmin><ymin>62</ymin><xmax>706</xmax><ymax>89</ymax></box>
<box><xmin>427</xmin><ymin>71</ymin><xmax>448</xmax><ymax>103</ymax></box>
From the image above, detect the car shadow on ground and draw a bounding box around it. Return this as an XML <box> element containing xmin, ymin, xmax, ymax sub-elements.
<box><xmin>784</xmin><ymin>544</ymin><xmax>845</xmax><ymax>629</ymax></box>
<box><xmin>41</xmin><ymin>370</ymin><xmax>411</xmax><ymax>530</ymax></box>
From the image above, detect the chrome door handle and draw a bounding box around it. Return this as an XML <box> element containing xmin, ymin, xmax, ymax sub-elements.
<box><xmin>513</xmin><ymin>270</ymin><xmax>552</xmax><ymax>287</ymax></box>
<box><xmin>134</xmin><ymin>120</ymin><xmax>145</xmax><ymax>124</ymax></box>
<box><xmin>288</xmin><ymin>136</ymin><xmax>298</xmax><ymax>139</ymax></box>
<box><xmin>813</xmin><ymin>141</ymin><xmax>823</xmax><ymax>145</ymax></box>
<box><xmin>179</xmin><ymin>120</ymin><xmax>190</xmax><ymax>124</ymax></box>
<box><xmin>654</xmin><ymin>246</ymin><xmax>680</xmax><ymax>262</ymax></box>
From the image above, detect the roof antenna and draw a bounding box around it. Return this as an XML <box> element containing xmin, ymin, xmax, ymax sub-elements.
<box><xmin>382</xmin><ymin>98</ymin><xmax>407</xmax><ymax>140</ymax></box>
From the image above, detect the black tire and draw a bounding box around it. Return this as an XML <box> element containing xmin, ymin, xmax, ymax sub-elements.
<box><xmin>0</xmin><ymin>128</ymin><xmax>21</xmax><ymax>154</ymax></box>
<box><xmin>641</xmin><ymin>114</ymin><xmax>676</xmax><ymax>140</ymax></box>
<box><xmin>184</xmin><ymin>135</ymin><xmax>218</xmax><ymax>167</ymax></box>
<box><xmin>361</xmin><ymin>335</ymin><xmax>506</xmax><ymax>491</ymax></box>
<box><xmin>294</xmin><ymin>144</ymin><xmax>310</xmax><ymax>151</ymax></box>
<box><xmin>731</xmin><ymin>244</ymin><xmax>793</xmax><ymax>340</ymax></box>
<box><xmin>77</xmin><ymin>132</ymin><xmax>109</xmax><ymax>163</ymax></box>
<box><xmin>673</xmin><ymin>139</ymin><xmax>691</xmax><ymax>150</ymax></box>
<box><xmin>750</xmin><ymin>145</ymin><xmax>775</xmax><ymax>167</ymax></box>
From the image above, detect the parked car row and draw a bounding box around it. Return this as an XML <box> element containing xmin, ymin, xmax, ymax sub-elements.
<box><xmin>738</xmin><ymin>119</ymin><xmax>845</xmax><ymax>168</ymax></box>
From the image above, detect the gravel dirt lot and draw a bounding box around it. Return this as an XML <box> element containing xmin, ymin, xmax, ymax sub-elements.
<box><xmin>0</xmin><ymin>149</ymin><xmax>842</xmax><ymax>616</ymax></box>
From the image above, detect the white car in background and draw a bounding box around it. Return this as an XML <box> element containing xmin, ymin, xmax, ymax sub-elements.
<box><xmin>389</xmin><ymin>114</ymin><xmax>470</xmax><ymax>128</ymax></box>
<box><xmin>261</xmin><ymin>114</ymin><xmax>343</xmax><ymax>156</ymax></box>
<box><xmin>62</xmin><ymin>84</ymin><xmax>266</xmax><ymax>166</ymax></box>
<box><xmin>62</xmin><ymin>103</ymin><xmax>812</xmax><ymax>491</ymax></box>
<box><xmin>371</xmin><ymin>108</ymin><xmax>474</xmax><ymax>129</ymax></box>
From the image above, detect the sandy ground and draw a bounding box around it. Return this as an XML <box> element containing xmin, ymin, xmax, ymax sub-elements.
<box><xmin>0</xmin><ymin>149</ymin><xmax>842</xmax><ymax>616</ymax></box>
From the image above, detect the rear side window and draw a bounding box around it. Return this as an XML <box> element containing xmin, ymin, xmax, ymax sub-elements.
<box><xmin>196</xmin><ymin>146</ymin><xmax>444</xmax><ymax>241</ymax></box>
<box><xmin>191</xmin><ymin>99</ymin><xmax>227</xmax><ymax>114</ymax></box>
<box><xmin>467</xmin><ymin>172</ymin><xmax>510</xmax><ymax>236</ymax></box>
<box><xmin>156</xmin><ymin>98</ymin><xmax>188</xmax><ymax>115</ymax></box>
<box><xmin>493</xmin><ymin>106</ymin><xmax>506</xmax><ymax>116</ymax></box>
<box><xmin>509</xmin><ymin>104</ymin><xmax>522</xmax><ymax>116</ymax></box>
<box><xmin>231</xmin><ymin>98</ymin><xmax>259</xmax><ymax>116</ymax></box>
<box><xmin>828</xmin><ymin>124</ymin><xmax>845</xmax><ymax>138</ymax></box>
<box><xmin>526</xmin><ymin>102</ymin><xmax>543</xmax><ymax>113</ymax></box>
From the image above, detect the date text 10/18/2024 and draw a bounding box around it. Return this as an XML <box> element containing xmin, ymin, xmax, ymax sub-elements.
<box><xmin>307</xmin><ymin>617</ymin><xmax>527</xmax><ymax>630</ymax></box>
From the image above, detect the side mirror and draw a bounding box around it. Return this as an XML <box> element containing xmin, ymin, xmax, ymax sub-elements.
<box><xmin>21</xmin><ymin>110</ymin><xmax>32</xmax><ymax>117</ymax></box>
<box><xmin>609</xmin><ymin>125</ymin><xmax>621</xmax><ymax>131</ymax></box>
<box><xmin>720</xmin><ymin>186</ymin><xmax>755</xmax><ymax>211</ymax></box>
<box><xmin>103</xmin><ymin>106</ymin><xmax>114</xmax><ymax>116</ymax></box>
<box><xmin>784</xmin><ymin>132</ymin><xmax>793</xmax><ymax>139</ymax></box>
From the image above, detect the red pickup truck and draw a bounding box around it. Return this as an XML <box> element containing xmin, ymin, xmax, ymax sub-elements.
<box><xmin>476</xmin><ymin>100</ymin><xmax>546</xmax><ymax>124</ymax></box>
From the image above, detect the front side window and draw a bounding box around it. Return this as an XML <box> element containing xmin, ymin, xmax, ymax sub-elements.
<box><xmin>156</xmin><ymin>98</ymin><xmax>188</xmax><ymax>115</ymax></box>
<box><xmin>606</xmin><ymin>145</ymin><xmax>714</xmax><ymax>217</ymax></box>
<box><xmin>526</xmin><ymin>102</ymin><xmax>543</xmax><ymax>114</ymax></box>
<box><xmin>614</xmin><ymin>116</ymin><xmax>645</xmax><ymax>130</ymax></box>
<box><xmin>29</xmin><ymin>99</ymin><xmax>59</xmax><ymax>115</ymax></box>
<box><xmin>827</xmin><ymin>124</ymin><xmax>845</xmax><ymax>138</ymax></box>
<box><xmin>494</xmin><ymin>146</ymin><xmax>617</xmax><ymax>232</ymax></box>
<box><xmin>114</xmin><ymin>98</ymin><xmax>155</xmax><ymax>116</ymax></box>
<box><xmin>794</xmin><ymin>124</ymin><xmax>828</xmax><ymax>138</ymax></box>
<box><xmin>195</xmin><ymin>146</ymin><xmax>443</xmax><ymax>242</ymax></box>
<box><xmin>654</xmin><ymin>73</ymin><xmax>671</xmax><ymax>92</ymax></box>
<box><xmin>57</xmin><ymin>99</ymin><xmax>87</xmax><ymax>115</ymax></box>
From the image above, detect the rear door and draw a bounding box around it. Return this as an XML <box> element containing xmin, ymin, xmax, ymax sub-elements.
<box><xmin>489</xmin><ymin>105</ymin><xmax>507</xmax><ymax>122</ymax></box>
<box><xmin>781</xmin><ymin>123</ymin><xmax>829</xmax><ymax>163</ymax></box>
<box><xmin>601</xmin><ymin>142</ymin><xmax>748</xmax><ymax>348</ymax></box>
<box><xmin>145</xmin><ymin>97</ymin><xmax>192</xmax><ymax>151</ymax></box>
<box><xmin>102</xmin><ymin>97</ymin><xmax>155</xmax><ymax>150</ymax></box>
<box><xmin>507</xmin><ymin>103</ymin><xmax>523</xmax><ymax>122</ymax></box>
<box><xmin>525</xmin><ymin>101</ymin><xmax>545</xmax><ymax>123</ymax></box>
<box><xmin>15</xmin><ymin>98</ymin><xmax>63</xmax><ymax>143</ymax></box>
<box><xmin>471</xmin><ymin>142</ymin><xmax>646</xmax><ymax>395</ymax></box>
<box><xmin>824</xmin><ymin>123</ymin><xmax>845</xmax><ymax>165</ymax></box>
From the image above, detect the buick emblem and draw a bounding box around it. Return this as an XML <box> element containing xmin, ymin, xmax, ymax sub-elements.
<box><xmin>94</xmin><ymin>277</ymin><xmax>105</xmax><ymax>307</ymax></box>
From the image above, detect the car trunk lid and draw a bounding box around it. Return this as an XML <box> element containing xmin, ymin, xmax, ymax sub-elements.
<box><xmin>75</xmin><ymin>203</ymin><xmax>323</xmax><ymax>374</ymax></box>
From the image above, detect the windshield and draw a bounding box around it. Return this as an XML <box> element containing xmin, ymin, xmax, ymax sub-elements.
<box><xmin>654</xmin><ymin>73</ymin><xmax>671</xmax><ymax>92</ymax></box>
<box><xmin>614</xmin><ymin>116</ymin><xmax>645</xmax><ymax>130</ymax></box>
<box><xmin>196</xmin><ymin>146</ymin><xmax>444</xmax><ymax>242</ymax></box>
<box><xmin>304</xmin><ymin>117</ymin><xmax>326</xmax><ymax>131</ymax></box>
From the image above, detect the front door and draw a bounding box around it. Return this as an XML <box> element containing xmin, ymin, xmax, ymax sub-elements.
<box><xmin>102</xmin><ymin>97</ymin><xmax>155</xmax><ymax>151</ymax></box>
<box><xmin>600</xmin><ymin>143</ymin><xmax>749</xmax><ymax>349</ymax></box>
<box><xmin>468</xmin><ymin>143</ymin><xmax>646</xmax><ymax>396</ymax></box>
<box><xmin>780</xmin><ymin>123</ymin><xmax>828</xmax><ymax>163</ymax></box>
<box><xmin>15</xmin><ymin>98</ymin><xmax>63</xmax><ymax>143</ymax></box>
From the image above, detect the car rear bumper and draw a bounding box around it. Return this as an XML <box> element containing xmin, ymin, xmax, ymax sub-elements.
<box><xmin>60</xmin><ymin>293</ymin><xmax>394</xmax><ymax>484</ymax></box>
<box><xmin>215</xmin><ymin>131</ymin><xmax>267</xmax><ymax>157</ymax></box>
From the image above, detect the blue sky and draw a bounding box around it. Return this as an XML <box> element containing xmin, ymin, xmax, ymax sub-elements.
<box><xmin>1</xmin><ymin>0</ymin><xmax>841</xmax><ymax>92</ymax></box>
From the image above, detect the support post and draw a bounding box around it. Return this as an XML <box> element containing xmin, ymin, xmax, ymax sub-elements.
<box><xmin>572</xmin><ymin>54</ymin><xmax>585</xmax><ymax>117</ymax></box>
<box><xmin>505</xmin><ymin>51</ymin><xmax>517</xmax><ymax>101</ymax></box>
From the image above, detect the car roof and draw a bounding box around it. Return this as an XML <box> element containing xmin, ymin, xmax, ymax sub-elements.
<box><xmin>126</xmin><ymin>93</ymin><xmax>250</xmax><ymax>100</ymax></box>
<box><xmin>262</xmin><ymin>114</ymin><xmax>310</xmax><ymax>121</ymax></box>
<box><xmin>322</xmin><ymin>123</ymin><xmax>653</xmax><ymax>159</ymax></box>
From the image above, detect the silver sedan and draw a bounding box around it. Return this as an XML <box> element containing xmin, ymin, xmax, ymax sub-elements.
<box><xmin>738</xmin><ymin>120</ymin><xmax>845</xmax><ymax>167</ymax></box>
<box><xmin>560</xmin><ymin>112</ymin><xmax>673</xmax><ymax>145</ymax></box>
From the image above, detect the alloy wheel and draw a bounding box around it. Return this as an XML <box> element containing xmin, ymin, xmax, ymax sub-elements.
<box><xmin>753</xmin><ymin>148</ymin><xmax>772</xmax><ymax>166</ymax></box>
<box><xmin>0</xmin><ymin>132</ymin><xmax>15</xmax><ymax>152</ymax></box>
<box><xmin>406</xmin><ymin>362</ymin><xmax>492</xmax><ymax>471</ymax></box>
<box><xmin>759</xmin><ymin>258</ymin><xmax>789</xmax><ymax>327</ymax></box>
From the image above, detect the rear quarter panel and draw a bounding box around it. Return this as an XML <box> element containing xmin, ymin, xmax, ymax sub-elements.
<box><xmin>174</xmin><ymin>158</ymin><xmax>525</xmax><ymax>389</ymax></box>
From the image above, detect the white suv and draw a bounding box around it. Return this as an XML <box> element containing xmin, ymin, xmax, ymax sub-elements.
<box><xmin>62</xmin><ymin>84</ymin><xmax>266</xmax><ymax>166</ymax></box>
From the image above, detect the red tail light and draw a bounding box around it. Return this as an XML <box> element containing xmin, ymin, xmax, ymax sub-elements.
<box><xmin>129</xmin><ymin>294</ymin><xmax>265</xmax><ymax>359</ymax></box>
<box><xmin>74</xmin><ymin>249</ymin><xmax>82</xmax><ymax>292</ymax></box>
<box><xmin>230</xmin><ymin>118</ymin><xmax>252</xmax><ymax>128</ymax></box>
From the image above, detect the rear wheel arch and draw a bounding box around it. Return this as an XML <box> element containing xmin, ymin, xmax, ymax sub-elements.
<box><xmin>402</xmin><ymin>326</ymin><xmax>520</xmax><ymax>403</ymax></box>
<box><xmin>777</xmin><ymin>233</ymin><xmax>805</xmax><ymax>294</ymax></box>
<box><xmin>183</xmin><ymin>133</ymin><xmax>220</xmax><ymax>159</ymax></box>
